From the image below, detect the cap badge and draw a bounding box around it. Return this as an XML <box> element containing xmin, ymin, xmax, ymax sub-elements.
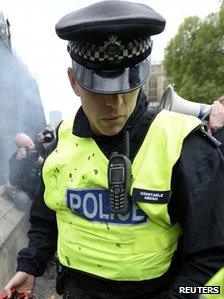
<box><xmin>104</xmin><ymin>35</ymin><xmax>122</xmax><ymax>63</ymax></box>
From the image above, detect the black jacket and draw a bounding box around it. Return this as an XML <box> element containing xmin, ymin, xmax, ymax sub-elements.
<box><xmin>213</xmin><ymin>127</ymin><xmax>224</xmax><ymax>156</ymax></box>
<box><xmin>9</xmin><ymin>152</ymin><xmax>40</xmax><ymax>198</ymax></box>
<box><xmin>17</xmin><ymin>90</ymin><xmax>224</xmax><ymax>298</ymax></box>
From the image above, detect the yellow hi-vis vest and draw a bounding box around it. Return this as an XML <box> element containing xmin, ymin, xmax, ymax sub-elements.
<box><xmin>200</xmin><ymin>268</ymin><xmax>224</xmax><ymax>299</ymax></box>
<box><xmin>43</xmin><ymin>110</ymin><xmax>201</xmax><ymax>281</ymax></box>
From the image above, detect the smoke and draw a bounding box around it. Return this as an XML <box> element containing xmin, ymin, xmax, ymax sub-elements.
<box><xmin>0</xmin><ymin>20</ymin><xmax>46</xmax><ymax>184</ymax></box>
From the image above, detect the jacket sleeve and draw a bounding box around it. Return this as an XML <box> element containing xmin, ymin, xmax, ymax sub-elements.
<box><xmin>16</xmin><ymin>130</ymin><xmax>60</xmax><ymax>276</ymax></box>
<box><xmin>16</xmin><ymin>180</ymin><xmax>58</xmax><ymax>277</ymax></box>
<box><xmin>167</xmin><ymin>131</ymin><xmax>224</xmax><ymax>298</ymax></box>
<box><xmin>8</xmin><ymin>153</ymin><xmax>25</xmax><ymax>186</ymax></box>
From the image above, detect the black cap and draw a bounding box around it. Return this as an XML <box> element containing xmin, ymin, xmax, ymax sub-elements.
<box><xmin>56</xmin><ymin>0</ymin><xmax>166</xmax><ymax>94</ymax></box>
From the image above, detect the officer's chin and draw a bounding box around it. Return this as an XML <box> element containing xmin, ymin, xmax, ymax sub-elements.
<box><xmin>98</xmin><ymin>124</ymin><xmax>124</xmax><ymax>136</ymax></box>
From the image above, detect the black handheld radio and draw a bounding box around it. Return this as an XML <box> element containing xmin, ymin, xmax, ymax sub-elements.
<box><xmin>108</xmin><ymin>132</ymin><xmax>132</xmax><ymax>214</ymax></box>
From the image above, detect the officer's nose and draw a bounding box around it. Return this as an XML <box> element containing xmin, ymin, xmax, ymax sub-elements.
<box><xmin>105</xmin><ymin>94</ymin><xmax>123</xmax><ymax>109</ymax></box>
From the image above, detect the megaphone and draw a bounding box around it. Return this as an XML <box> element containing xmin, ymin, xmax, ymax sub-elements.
<box><xmin>160</xmin><ymin>85</ymin><xmax>211</xmax><ymax>120</ymax></box>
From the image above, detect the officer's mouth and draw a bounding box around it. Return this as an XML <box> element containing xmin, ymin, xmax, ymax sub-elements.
<box><xmin>101</xmin><ymin>116</ymin><xmax>124</xmax><ymax>124</ymax></box>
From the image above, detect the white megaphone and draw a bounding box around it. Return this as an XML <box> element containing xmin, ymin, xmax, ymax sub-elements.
<box><xmin>160</xmin><ymin>85</ymin><xmax>211</xmax><ymax>120</ymax></box>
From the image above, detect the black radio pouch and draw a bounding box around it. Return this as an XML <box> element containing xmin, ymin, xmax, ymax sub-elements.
<box><xmin>56</xmin><ymin>261</ymin><xmax>66</xmax><ymax>295</ymax></box>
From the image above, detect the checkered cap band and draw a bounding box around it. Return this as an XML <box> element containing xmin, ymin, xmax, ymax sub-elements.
<box><xmin>68</xmin><ymin>36</ymin><xmax>152</xmax><ymax>63</ymax></box>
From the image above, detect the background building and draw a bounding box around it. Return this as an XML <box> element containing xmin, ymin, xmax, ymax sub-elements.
<box><xmin>144</xmin><ymin>61</ymin><xmax>168</xmax><ymax>107</ymax></box>
<box><xmin>0</xmin><ymin>12</ymin><xmax>46</xmax><ymax>183</ymax></box>
<box><xmin>49</xmin><ymin>110</ymin><xmax>62</xmax><ymax>130</ymax></box>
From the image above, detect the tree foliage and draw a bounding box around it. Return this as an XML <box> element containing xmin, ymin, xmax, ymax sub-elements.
<box><xmin>163</xmin><ymin>6</ymin><xmax>224</xmax><ymax>104</ymax></box>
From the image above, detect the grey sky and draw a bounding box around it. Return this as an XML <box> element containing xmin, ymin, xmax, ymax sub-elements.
<box><xmin>1</xmin><ymin>0</ymin><xmax>221</xmax><ymax>121</ymax></box>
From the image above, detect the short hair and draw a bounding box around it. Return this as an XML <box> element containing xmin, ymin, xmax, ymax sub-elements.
<box><xmin>217</xmin><ymin>95</ymin><xmax>224</xmax><ymax>106</ymax></box>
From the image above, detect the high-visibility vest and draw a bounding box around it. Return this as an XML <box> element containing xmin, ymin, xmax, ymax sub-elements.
<box><xmin>43</xmin><ymin>110</ymin><xmax>201</xmax><ymax>280</ymax></box>
<box><xmin>199</xmin><ymin>268</ymin><xmax>224</xmax><ymax>299</ymax></box>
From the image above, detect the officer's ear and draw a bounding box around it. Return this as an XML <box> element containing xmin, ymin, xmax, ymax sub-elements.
<box><xmin>67</xmin><ymin>67</ymin><xmax>80</xmax><ymax>96</ymax></box>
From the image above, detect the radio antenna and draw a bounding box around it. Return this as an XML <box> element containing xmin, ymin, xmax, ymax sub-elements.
<box><xmin>124</xmin><ymin>131</ymin><xmax>130</xmax><ymax>159</ymax></box>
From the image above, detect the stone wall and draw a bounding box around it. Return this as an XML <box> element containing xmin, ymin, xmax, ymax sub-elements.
<box><xmin>0</xmin><ymin>187</ymin><xmax>31</xmax><ymax>289</ymax></box>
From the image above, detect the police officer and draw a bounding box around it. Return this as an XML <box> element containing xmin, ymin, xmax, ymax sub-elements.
<box><xmin>4</xmin><ymin>1</ymin><xmax>224</xmax><ymax>299</ymax></box>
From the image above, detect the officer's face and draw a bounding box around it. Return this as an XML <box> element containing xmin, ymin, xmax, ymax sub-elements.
<box><xmin>68</xmin><ymin>68</ymin><xmax>139</xmax><ymax>136</ymax></box>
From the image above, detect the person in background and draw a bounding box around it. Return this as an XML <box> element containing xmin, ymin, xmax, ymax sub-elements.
<box><xmin>4</xmin><ymin>1</ymin><xmax>224</xmax><ymax>299</ymax></box>
<box><xmin>35</xmin><ymin>127</ymin><xmax>55</xmax><ymax>159</ymax></box>
<box><xmin>208</xmin><ymin>97</ymin><xmax>224</xmax><ymax>155</ymax></box>
<box><xmin>8</xmin><ymin>133</ymin><xmax>43</xmax><ymax>198</ymax></box>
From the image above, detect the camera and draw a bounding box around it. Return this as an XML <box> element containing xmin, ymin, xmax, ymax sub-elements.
<box><xmin>42</xmin><ymin>128</ymin><xmax>54</xmax><ymax>143</ymax></box>
<box><xmin>24</xmin><ymin>147</ymin><xmax>39</xmax><ymax>161</ymax></box>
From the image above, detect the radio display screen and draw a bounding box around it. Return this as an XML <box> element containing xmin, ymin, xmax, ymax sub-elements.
<box><xmin>110</xmin><ymin>167</ymin><xmax>124</xmax><ymax>183</ymax></box>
